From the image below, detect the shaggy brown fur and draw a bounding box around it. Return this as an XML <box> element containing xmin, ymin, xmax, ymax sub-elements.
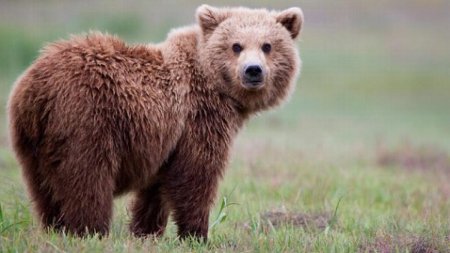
<box><xmin>7</xmin><ymin>5</ymin><xmax>303</xmax><ymax>240</ymax></box>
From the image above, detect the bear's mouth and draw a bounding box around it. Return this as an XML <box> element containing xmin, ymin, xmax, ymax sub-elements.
<box><xmin>242</xmin><ymin>80</ymin><xmax>265</xmax><ymax>91</ymax></box>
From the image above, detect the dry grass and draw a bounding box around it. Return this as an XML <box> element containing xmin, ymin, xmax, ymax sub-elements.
<box><xmin>376</xmin><ymin>142</ymin><xmax>450</xmax><ymax>174</ymax></box>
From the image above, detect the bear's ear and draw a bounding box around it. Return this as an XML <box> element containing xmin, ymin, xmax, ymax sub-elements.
<box><xmin>275</xmin><ymin>7</ymin><xmax>304</xmax><ymax>39</ymax></box>
<box><xmin>196</xmin><ymin>5</ymin><xmax>229</xmax><ymax>36</ymax></box>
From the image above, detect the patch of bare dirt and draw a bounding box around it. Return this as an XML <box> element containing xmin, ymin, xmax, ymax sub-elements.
<box><xmin>360</xmin><ymin>234</ymin><xmax>449</xmax><ymax>253</ymax></box>
<box><xmin>376</xmin><ymin>143</ymin><xmax>450</xmax><ymax>174</ymax></box>
<box><xmin>260</xmin><ymin>209</ymin><xmax>332</xmax><ymax>231</ymax></box>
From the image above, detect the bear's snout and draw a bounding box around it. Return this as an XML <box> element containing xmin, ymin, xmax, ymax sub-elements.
<box><xmin>242</xmin><ymin>64</ymin><xmax>264</xmax><ymax>89</ymax></box>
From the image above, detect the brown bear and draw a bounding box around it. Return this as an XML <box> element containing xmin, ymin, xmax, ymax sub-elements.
<box><xmin>7</xmin><ymin>5</ymin><xmax>303</xmax><ymax>240</ymax></box>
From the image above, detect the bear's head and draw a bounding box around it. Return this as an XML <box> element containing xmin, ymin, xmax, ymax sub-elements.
<box><xmin>196</xmin><ymin>5</ymin><xmax>303</xmax><ymax>113</ymax></box>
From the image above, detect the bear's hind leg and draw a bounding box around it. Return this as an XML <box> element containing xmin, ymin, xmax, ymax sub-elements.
<box><xmin>56</xmin><ymin>167</ymin><xmax>115</xmax><ymax>236</ymax></box>
<box><xmin>24</xmin><ymin>168</ymin><xmax>63</xmax><ymax>231</ymax></box>
<box><xmin>130</xmin><ymin>182</ymin><xmax>169</xmax><ymax>237</ymax></box>
<box><xmin>53</xmin><ymin>138</ymin><xmax>117</xmax><ymax>237</ymax></box>
<box><xmin>57</xmin><ymin>183</ymin><xmax>113</xmax><ymax>236</ymax></box>
<box><xmin>29</xmin><ymin>182</ymin><xmax>62</xmax><ymax>230</ymax></box>
<box><xmin>11</xmin><ymin>129</ymin><xmax>63</xmax><ymax>231</ymax></box>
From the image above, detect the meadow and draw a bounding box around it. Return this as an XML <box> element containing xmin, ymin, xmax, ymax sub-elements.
<box><xmin>0</xmin><ymin>1</ymin><xmax>449</xmax><ymax>252</ymax></box>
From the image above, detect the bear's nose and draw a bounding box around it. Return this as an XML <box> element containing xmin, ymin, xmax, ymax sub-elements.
<box><xmin>244</xmin><ymin>65</ymin><xmax>263</xmax><ymax>80</ymax></box>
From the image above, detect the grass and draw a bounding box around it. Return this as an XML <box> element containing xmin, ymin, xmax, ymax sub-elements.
<box><xmin>1</xmin><ymin>150</ymin><xmax>449</xmax><ymax>252</ymax></box>
<box><xmin>0</xmin><ymin>1</ymin><xmax>449</xmax><ymax>252</ymax></box>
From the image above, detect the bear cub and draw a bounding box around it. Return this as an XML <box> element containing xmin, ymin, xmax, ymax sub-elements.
<box><xmin>8</xmin><ymin>5</ymin><xmax>303</xmax><ymax>240</ymax></box>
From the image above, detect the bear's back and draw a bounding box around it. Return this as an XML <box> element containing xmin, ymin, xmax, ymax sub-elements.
<box><xmin>15</xmin><ymin>32</ymin><xmax>177</xmax><ymax>113</ymax></box>
<box><xmin>38</xmin><ymin>32</ymin><xmax>166</xmax><ymax>89</ymax></box>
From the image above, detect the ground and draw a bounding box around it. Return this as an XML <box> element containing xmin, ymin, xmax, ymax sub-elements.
<box><xmin>0</xmin><ymin>1</ymin><xmax>449</xmax><ymax>252</ymax></box>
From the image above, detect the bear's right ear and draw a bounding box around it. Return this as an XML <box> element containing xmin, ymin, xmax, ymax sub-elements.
<box><xmin>275</xmin><ymin>7</ymin><xmax>304</xmax><ymax>39</ymax></box>
<box><xmin>196</xmin><ymin>5</ymin><xmax>229</xmax><ymax>36</ymax></box>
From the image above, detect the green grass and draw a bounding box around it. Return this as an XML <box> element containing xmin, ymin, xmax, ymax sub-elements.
<box><xmin>1</xmin><ymin>149</ymin><xmax>449</xmax><ymax>252</ymax></box>
<box><xmin>0</xmin><ymin>1</ymin><xmax>449</xmax><ymax>252</ymax></box>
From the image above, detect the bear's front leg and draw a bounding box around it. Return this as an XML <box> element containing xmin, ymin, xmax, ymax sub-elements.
<box><xmin>163</xmin><ymin>158</ymin><xmax>221</xmax><ymax>241</ymax></box>
<box><xmin>162</xmin><ymin>120</ymin><xmax>232</xmax><ymax>241</ymax></box>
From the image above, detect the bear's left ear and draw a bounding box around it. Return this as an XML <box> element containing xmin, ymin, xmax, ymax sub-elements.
<box><xmin>275</xmin><ymin>7</ymin><xmax>304</xmax><ymax>39</ymax></box>
<box><xmin>196</xmin><ymin>5</ymin><xmax>229</xmax><ymax>36</ymax></box>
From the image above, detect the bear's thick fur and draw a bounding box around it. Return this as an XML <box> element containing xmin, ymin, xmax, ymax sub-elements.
<box><xmin>8</xmin><ymin>5</ymin><xmax>303</xmax><ymax>240</ymax></box>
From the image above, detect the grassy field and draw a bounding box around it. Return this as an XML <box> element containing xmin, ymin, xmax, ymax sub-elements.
<box><xmin>0</xmin><ymin>1</ymin><xmax>449</xmax><ymax>252</ymax></box>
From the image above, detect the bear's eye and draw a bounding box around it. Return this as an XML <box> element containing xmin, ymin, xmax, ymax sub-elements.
<box><xmin>262</xmin><ymin>43</ymin><xmax>272</xmax><ymax>53</ymax></box>
<box><xmin>232</xmin><ymin>43</ymin><xmax>243</xmax><ymax>53</ymax></box>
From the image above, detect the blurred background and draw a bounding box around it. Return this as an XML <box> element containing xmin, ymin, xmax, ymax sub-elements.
<box><xmin>0</xmin><ymin>0</ymin><xmax>449</xmax><ymax>157</ymax></box>
<box><xmin>0</xmin><ymin>0</ymin><xmax>449</xmax><ymax>251</ymax></box>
